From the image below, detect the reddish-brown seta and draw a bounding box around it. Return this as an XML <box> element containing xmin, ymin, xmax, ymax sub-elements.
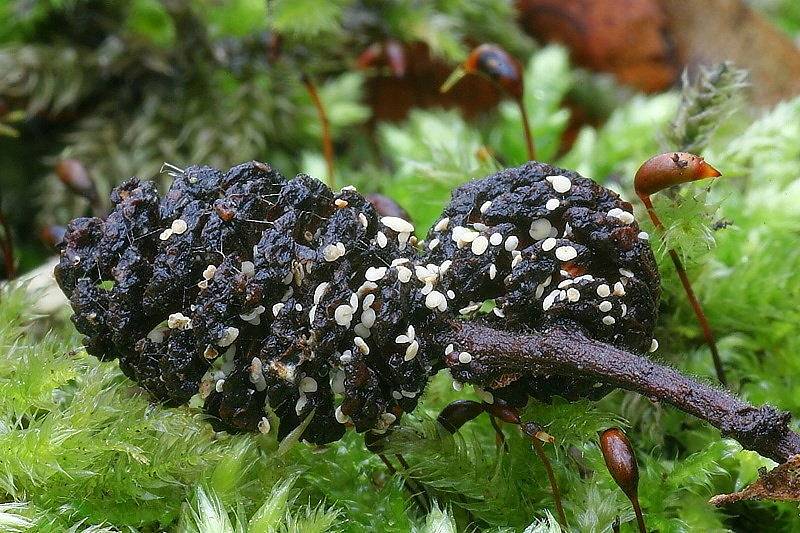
<box><xmin>634</xmin><ymin>152</ymin><xmax>726</xmax><ymax>385</ymax></box>
<box><xmin>441</xmin><ymin>44</ymin><xmax>535</xmax><ymax>160</ymax></box>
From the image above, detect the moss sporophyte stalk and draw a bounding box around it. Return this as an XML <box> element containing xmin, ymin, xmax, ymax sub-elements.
<box><xmin>54</xmin><ymin>157</ymin><xmax>800</xmax><ymax>521</ymax></box>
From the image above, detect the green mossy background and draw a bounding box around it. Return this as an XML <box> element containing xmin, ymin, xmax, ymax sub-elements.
<box><xmin>2</xmin><ymin>1</ymin><xmax>800</xmax><ymax>531</ymax></box>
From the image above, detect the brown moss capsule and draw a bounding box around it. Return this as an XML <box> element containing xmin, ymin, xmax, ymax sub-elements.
<box><xmin>365</xmin><ymin>193</ymin><xmax>410</xmax><ymax>221</ymax></box>
<box><xmin>634</xmin><ymin>152</ymin><xmax>720</xmax><ymax>201</ymax></box>
<box><xmin>441</xmin><ymin>44</ymin><xmax>534</xmax><ymax>159</ymax></box>
<box><xmin>55</xmin><ymin>159</ymin><xmax>98</xmax><ymax>203</ymax></box>
<box><xmin>40</xmin><ymin>225</ymin><xmax>67</xmax><ymax>249</ymax></box>
<box><xmin>600</xmin><ymin>428</ymin><xmax>646</xmax><ymax>533</ymax></box>
<box><xmin>634</xmin><ymin>152</ymin><xmax>726</xmax><ymax>385</ymax></box>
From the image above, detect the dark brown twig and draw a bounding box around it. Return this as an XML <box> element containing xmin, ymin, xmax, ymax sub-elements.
<box><xmin>448</xmin><ymin>321</ymin><xmax>800</xmax><ymax>463</ymax></box>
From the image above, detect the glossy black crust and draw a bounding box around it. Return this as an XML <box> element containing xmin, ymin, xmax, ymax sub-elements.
<box><xmin>55</xmin><ymin>161</ymin><xmax>660</xmax><ymax>444</ymax></box>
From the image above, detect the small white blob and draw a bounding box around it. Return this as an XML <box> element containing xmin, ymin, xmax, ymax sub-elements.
<box><xmin>171</xmin><ymin>218</ymin><xmax>188</xmax><ymax>234</ymax></box>
<box><xmin>529</xmin><ymin>218</ymin><xmax>552</xmax><ymax>240</ymax></box>
<box><xmin>555</xmin><ymin>245</ymin><xmax>578</xmax><ymax>261</ymax></box>
<box><xmin>458</xmin><ymin>352</ymin><xmax>473</xmax><ymax>364</ymax></box>
<box><xmin>380</xmin><ymin>216</ymin><xmax>414</xmax><ymax>234</ymax></box>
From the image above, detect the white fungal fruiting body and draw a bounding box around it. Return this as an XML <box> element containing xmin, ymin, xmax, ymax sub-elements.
<box><xmin>434</xmin><ymin>217</ymin><xmax>450</xmax><ymax>232</ymax></box>
<box><xmin>608</xmin><ymin>208</ymin><xmax>635</xmax><ymax>224</ymax></box>
<box><xmin>323</xmin><ymin>242</ymin><xmax>346</xmax><ymax>262</ymax></box>
<box><xmin>299</xmin><ymin>376</ymin><xmax>318</xmax><ymax>393</ymax></box>
<box><xmin>542</xmin><ymin>238</ymin><xmax>557</xmax><ymax>252</ymax></box>
<box><xmin>167</xmin><ymin>312</ymin><xmax>192</xmax><ymax>330</ymax></box>
<box><xmin>334</xmin><ymin>304</ymin><xmax>354</xmax><ymax>327</ymax></box>
<box><xmin>547</xmin><ymin>174</ymin><xmax>572</xmax><ymax>193</ymax></box>
<box><xmin>529</xmin><ymin>218</ymin><xmax>552</xmax><ymax>240</ymax></box>
<box><xmin>171</xmin><ymin>218</ymin><xmax>188</xmax><ymax>234</ymax></box>
<box><xmin>380</xmin><ymin>216</ymin><xmax>414</xmax><ymax>234</ymax></box>
<box><xmin>425</xmin><ymin>290</ymin><xmax>448</xmax><ymax>311</ymax></box>
<box><xmin>555</xmin><ymin>245</ymin><xmax>578</xmax><ymax>261</ymax></box>
<box><xmin>480</xmin><ymin>201</ymin><xmax>492</xmax><ymax>213</ymax></box>
<box><xmin>471</xmin><ymin>235</ymin><xmax>489</xmax><ymax>255</ymax></box>
<box><xmin>490</xmin><ymin>232</ymin><xmax>503</xmax><ymax>246</ymax></box>
<box><xmin>545</xmin><ymin>198</ymin><xmax>560</xmax><ymax>211</ymax></box>
<box><xmin>458</xmin><ymin>351</ymin><xmax>473</xmax><ymax>364</ymax></box>
<box><xmin>202</xmin><ymin>264</ymin><xmax>217</xmax><ymax>280</ymax></box>
<box><xmin>649</xmin><ymin>339</ymin><xmax>659</xmax><ymax>352</ymax></box>
<box><xmin>504</xmin><ymin>235</ymin><xmax>519</xmax><ymax>251</ymax></box>
<box><xmin>597</xmin><ymin>284</ymin><xmax>611</xmax><ymax>298</ymax></box>
<box><xmin>218</xmin><ymin>326</ymin><xmax>239</xmax><ymax>347</ymax></box>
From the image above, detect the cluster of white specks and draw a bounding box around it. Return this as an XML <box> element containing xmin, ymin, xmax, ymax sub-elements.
<box><xmin>546</xmin><ymin>174</ymin><xmax>572</xmax><ymax>193</ymax></box>
<box><xmin>555</xmin><ymin>245</ymin><xmax>578</xmax><ymax>261</ymax></box>
<box><xmin>167</xmin><ymin>312</ymin><xmax>192</xmax><ymax>330</ymax></box>
<box><xmin>649</xmin><ymin>338</ymin><xmax>659</xmax><ymax>352</ymax></box>
<box><xmin>218</xmin><ymin>326</ymin><xmax>239</xmax><ymax>347</ymax></box>
<box><xmin>323</xmin><ymin>242</ymin><xmax>346</xmax><ymax>262</ymax></box>
<box><xmin>607</xmin><ymin>208</ymin><xmax>635</xmax><ymax>224</ymax></box>
<box><xmin>250</xmin><ymin>357</ymin><xmax>267</xmax><ymax>391</ymax></box>
<box><xmin>529</xmin><ymin>218</ymin><xmax>552</xmax><ymax>240</ymax></box>
<box><xmin>545</xmin><ymin>198</ymin><xmax>560</xmax><ymax>211</ymax></box>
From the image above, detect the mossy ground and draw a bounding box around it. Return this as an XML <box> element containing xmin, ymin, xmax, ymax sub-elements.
<box><xmin>2</xmin><ymin>3</ymin><xmax>800</xmax><ymax>530</ymax></box>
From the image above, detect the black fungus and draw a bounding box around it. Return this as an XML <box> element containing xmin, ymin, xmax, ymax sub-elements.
<box><xmin>56</xmin><ymin>160</ymin><xmax>660</xmax><ymax>444</ymax></box>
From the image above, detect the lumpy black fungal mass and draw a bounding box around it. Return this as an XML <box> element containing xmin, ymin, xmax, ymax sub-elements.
<box><xmin>55</xmin><ymin>161</ymin><xmax>660</xmax><ymax>444</ymax></box>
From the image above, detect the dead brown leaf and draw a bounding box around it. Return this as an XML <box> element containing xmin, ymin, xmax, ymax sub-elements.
<box><xmin>710</xmin><ymin>454</ymin><xmax>800</xmax><ymax>506</ymax></box>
